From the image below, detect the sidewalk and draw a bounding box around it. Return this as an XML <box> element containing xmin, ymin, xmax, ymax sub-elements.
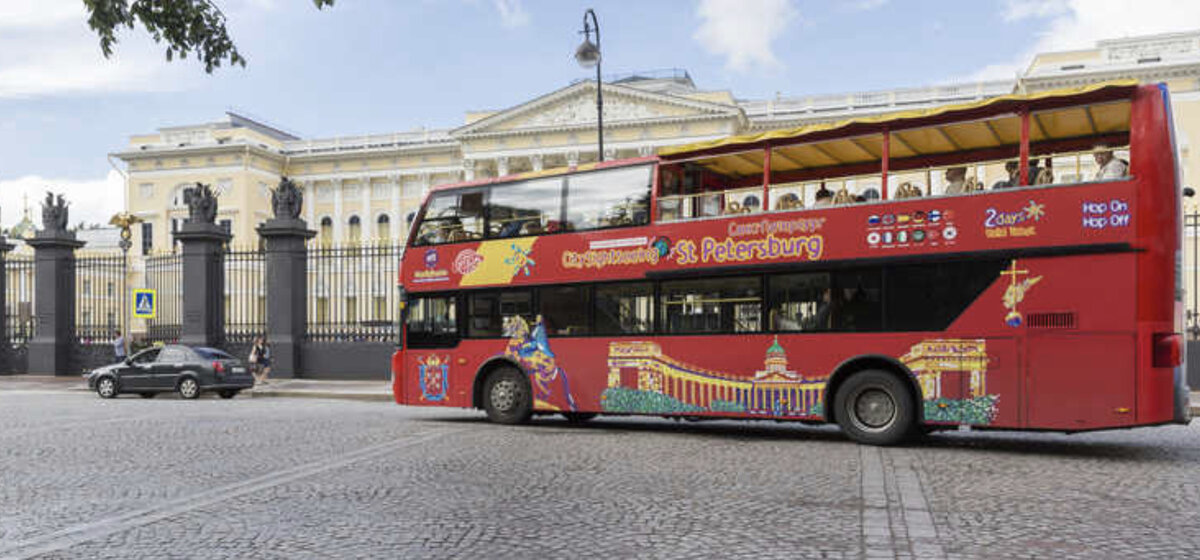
<box><xmin>0</xmin><ymin>375</ymin><xmax>391</xmax><ymax>402</ymax></box>
<box><xmin>246</xmin><ymin>379</ymin><xmax>392</xmax><ymax>402</ymax></box>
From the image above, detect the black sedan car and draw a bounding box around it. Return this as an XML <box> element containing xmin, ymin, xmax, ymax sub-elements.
<box><xmin>86</xmin><ymin>345</ymin><xmax>254</xmax><ymax>399</ymax></box>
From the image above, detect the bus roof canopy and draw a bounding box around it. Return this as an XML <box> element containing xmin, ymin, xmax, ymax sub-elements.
<box><xmin>659</xmin><ymin>80</ymin><xmax>1137</xmax><ymax>177</ymax></box>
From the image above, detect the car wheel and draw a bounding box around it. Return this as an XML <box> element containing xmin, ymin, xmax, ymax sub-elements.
<box><xmin>483</xmin><ymin>367</ymin><xmax>533</xmax><ymax>425</ymax></box>
<box><xmin>218</xmin><ymin>390</ymin><xmax>239</xmax><ymax>399</ymax></box>
<box><xmin>177</xmin><ymin>377</ymin><xmax>201</xmax><ymax>400</ymax></box>
<box><xmin>96</xmin><ymin>376</ymin><xmax>118</xmax><ymax>399</ymax></box>
<box><xmin>834</xmin><ymin>369</ymin><xmax>916</xmax><ymax>446</ymax></box>
<box><xmin>562</xmin><ymin>412</ymin><xmax>597</xmax><ymax>424</ymax></box>
<box><xmin>139</xmin><ymin>393</ymin><xmax>156</xmax><ymax>399</ymax></box>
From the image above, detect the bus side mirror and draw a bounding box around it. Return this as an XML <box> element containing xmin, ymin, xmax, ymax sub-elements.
<box><xmin>1184</xmin><ymin>187</ymin><xmax>1195</xmax><ymax>197</ymax></box>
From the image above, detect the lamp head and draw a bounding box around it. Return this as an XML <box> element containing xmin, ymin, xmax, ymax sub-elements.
<box><xmin>575</xmin><ymin>38</ymin><xmax>600</xmax><ymax>69</ymax></box>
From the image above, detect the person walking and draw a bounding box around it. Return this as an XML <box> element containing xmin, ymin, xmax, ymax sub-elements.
<box><xmin>112</xmin><ymin>330</ymin><xmax>126</xmax><ymax>363</ymax></box>
<box><xmin>250</xmin><ymin>336</ymin><xmax>272</xmax><ymax>385</ymax></box>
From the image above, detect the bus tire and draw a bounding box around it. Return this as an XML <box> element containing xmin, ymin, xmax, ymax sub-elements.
<box><xmin>834</xmin><ymin>369</ymin><xmax>916</xmax><ymax>446</ymax></box>
<box><xmin>483</xmin><ymin>366</ymin><xmax>533</xmax><ymax>425</ymax></box>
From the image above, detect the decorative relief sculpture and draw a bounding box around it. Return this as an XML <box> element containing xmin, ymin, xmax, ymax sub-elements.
<box><xmin>271</xmin><ymin>177</ymin><xmax>304</xmax><ymax>220</ymax></box>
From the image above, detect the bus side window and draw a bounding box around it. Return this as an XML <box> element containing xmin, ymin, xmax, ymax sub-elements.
<box><xmin>768</xmin><ymin>273</ymin><xmax>831</xmax><ymax>331</ymax></box>
<box><xmin>407</xmin><ymin>296</ymin><xmax>458</xmax><ymax>348</ymax></box>
<box><xmin>468</xmin><ymin>290</ymin><xmax>533</xmax><ymax>337</ymax></box>
<box><xmin>833</xmin><ymin>270</ymin><xmax>882</xmax><ymax>331</ymax></box>
<box><xmin>539</xmin><ymin>286</ymin><xmax>590</xmax><ymax>336</ymax></box>
<box><xmin>595</xmin><ymin>283</ymin><xmax>653</xmax><ymax>335</ymax></box>
<box><xmin>565</xmin><ymin>166</ymin><xmax>651</xmax><ymax>231</ymax></box>
<box><xmin>661</xmin><ymin>277</ymin><xmax>761</xmax><ymax>334</ymax></box>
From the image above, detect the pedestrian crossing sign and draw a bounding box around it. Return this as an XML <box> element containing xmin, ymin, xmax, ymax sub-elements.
<box><xmin>133</xmin><ymin>289</ymin><xmax>157</xmax><ymax>319</ymax></box>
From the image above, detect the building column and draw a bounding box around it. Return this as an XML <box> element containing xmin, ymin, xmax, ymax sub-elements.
<box><xmin>496</xmin><ymin>157</ymin><xmax>509</xmax><ymax>177</ymax></box>
<box><xmin>257</xmin><ymin>217</ymin><xmax>316</xmax><ymax>378</ymax></box>
<box><xmin>303</xmin><ymin>180</ymin><xmax>316</xmax><ymax>226</ymax></box>
<box><xmin>389</xmin><ymin>174</ymin><xmax>402</xmax><ymax>241</ymax></box>
<box><xmin>175</xmin><ymin>222</ymin><xmax>230</xmax><ymax>348</ymax></box>
<box><xmin>360</xmin><ymin>178</ymin><xmax>372</xmax><ymax>245</ymax></box>
<box><xmin>26</xmin><ymin>230</ymin><xmax>86</xmax><ymax>376</ymax></box>
<box><xmin>567</xmin><ymin>151</ymin><xmax>580</xmax><ymax>168</ymax></box>
<box><xmin>0</xmin><ymin>236</ymin><xmax>13</xmax><ymax>373</ymax></box>
<box><xmin>462</xmin><ymin>158</ymin><xmax>475</xmax><ymax>182</ymax></box>
<box><xmin>332</xmin><ymin>178</ymin><xmax>344</xmax><ymax>243</ymax></box>
<box><xmin>530</xmin><ymin>154</ymin><xmax>544</xmax><ymax>172</ymax></box>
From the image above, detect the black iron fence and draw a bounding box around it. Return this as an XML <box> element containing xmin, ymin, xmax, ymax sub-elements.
<box><xmin>144</xmin><ymin>252</ymin><xmax>183</xmax><ymax>345</ymax></box>
<box><xmin>75</xmin><ymin>252</ymin><xmax>127</xmax><ymax>371</ymax></box>
<box><xmin>307</xmin><ymin>242</ymin><xmax>402</xmax><ymax>343</ymax></box>
<box><xmin>224</xmin><ymin>246</ymin><xmax>266</xmax><ymax>359</ymax></box>
<box><xmin>3</xmin><ymin>255</ymin><xmax>34</xmax><ymax>374</ymax></box>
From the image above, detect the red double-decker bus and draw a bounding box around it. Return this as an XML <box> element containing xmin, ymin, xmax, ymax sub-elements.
<box><xmin>392</xmin><ymin>81</ymin><xmax>1190</xmax><ymax>445</ymax></box>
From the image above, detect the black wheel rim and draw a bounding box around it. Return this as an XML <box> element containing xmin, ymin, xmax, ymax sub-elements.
<box><xmin>848</xmin><ymin>387</ymin><xmax>897</xmax><ymax>433</ymax></box>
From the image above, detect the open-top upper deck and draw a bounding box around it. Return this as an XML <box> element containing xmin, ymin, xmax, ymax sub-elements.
<box><xmin>403</xmin><ymin>81</ymin><xmax>1169</xmax><ymax>293</ymax></box>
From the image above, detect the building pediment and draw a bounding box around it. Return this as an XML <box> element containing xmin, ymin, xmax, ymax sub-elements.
<box><xmin>454</xmin><ymin>81</ymin><xmax>744</xmax><ymax>138</ymax></box>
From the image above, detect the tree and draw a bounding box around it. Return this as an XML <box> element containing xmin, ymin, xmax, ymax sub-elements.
<box><xmin>83</xmin><ymin>0</ymin><xmax>335</xmax><ymax>73</ymax></box>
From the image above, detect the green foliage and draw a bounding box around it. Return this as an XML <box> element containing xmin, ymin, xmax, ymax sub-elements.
<box><xmin>82</xmin><ymin>0</ymin><xmax>335</xmax><ymax>72</ymax></box>
<box><xmin>708</xmin><ymin>399</ymin><xmax>746</xmax><ymax>413</ymax></box>
<box><xmin>601</xmin><ymin>387</ymin><xmax>704</xmax><ymax>414</ymax></box>
<box><xmin>923</xmin><ymin>395</ymin><xmax>1000</xmax><ymax>425</ymax></box>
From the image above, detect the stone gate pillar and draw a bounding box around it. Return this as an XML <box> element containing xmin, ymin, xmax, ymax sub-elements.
<box><xmin>257</xmin><ymin>178</ymin><xmax>316</xmax><ymax>378</ymax></box>
<box><xmin>174</xmin><ymin>184</ymin><xmax>230</xmax><ymax>348</ymax></box>
<box><xmin>0</xmin><ymin>235</ymin><xmax>13</xmax><ymax>374</ymax></box>
<box><xmin>26</xmin><ymin>227</ymin><xmax>86</xmax><ymax>376</ymax></box>
<box><xmin>176</xmin><ymin>223</ymin><xmax>230</xmax><ymax>348</ymax></box>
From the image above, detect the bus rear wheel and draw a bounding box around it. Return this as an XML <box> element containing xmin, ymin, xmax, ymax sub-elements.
<box><xmin>483</xmin><ymin>367</ymin><xmax>533</xmax><ymax>425</ymax></box>
<box><xmin>834</xmin><ymin>369</ymin><xmax>916</xmax><ymax>446</ymax></box>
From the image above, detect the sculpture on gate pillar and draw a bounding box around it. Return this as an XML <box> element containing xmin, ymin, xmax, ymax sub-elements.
<box><xmin>41</xmin><ymin>192</ymin><xmax>70</xmax><ymax>233</ymax></box>
<box><xmin>271</xmin><ymin>177</ymin><xmax>304</xmax><ymax>220</ymax></box>
<box><xmin>184</xmin><ymin>183</ymin><xmax>219</xmax><ymax>224</ymax></box>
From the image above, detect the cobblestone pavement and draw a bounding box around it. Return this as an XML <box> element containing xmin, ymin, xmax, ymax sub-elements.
<box><xmin>1</xmin><ymin>392</ymin><xmax>1197</xmax><ymax>559</ymax></box>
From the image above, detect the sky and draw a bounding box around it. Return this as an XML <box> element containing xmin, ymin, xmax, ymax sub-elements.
<box><xmin>2</xmin><ymin>0</ymin><xmax>1199</xmax><ymax>229</ymax></box>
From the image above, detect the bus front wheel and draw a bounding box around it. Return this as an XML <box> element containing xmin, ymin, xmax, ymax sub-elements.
<box><xmin>483</xmin><ymin>367</ymin><xmax>533</xmax><ymax>425</ymax></box>
<box><xmin>834</xmin><ymin>370</ymin><xmax>916</xmax><ymax>446</ymax></box>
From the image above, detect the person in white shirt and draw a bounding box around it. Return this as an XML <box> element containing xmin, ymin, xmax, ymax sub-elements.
<box><xmin>1093</xmin><ymin>145</ymin><xmax>1128</xmax><ymax>180</ymax></box>
<box><xmin>942</xmin><ymin>167</ymin><xmax>968</xmax><ymax>195</ymax></box>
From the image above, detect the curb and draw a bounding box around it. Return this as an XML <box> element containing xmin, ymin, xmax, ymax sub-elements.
<box><xmin>244</xmin><ymin>390</ymin><xmax>392</xmax><ymax>403</ymax></box>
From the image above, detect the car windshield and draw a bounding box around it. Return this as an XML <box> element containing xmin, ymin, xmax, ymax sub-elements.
<box><xmin>194</xmin><ymin>347</ymin><xmax>234</xmax><ymax>360</ymax></box>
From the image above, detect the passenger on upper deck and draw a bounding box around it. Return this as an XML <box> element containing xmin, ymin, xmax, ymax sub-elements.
<box><xmin>1092</xmin><ymin>144</ymin><xmax>1128</xmax><ymax>180</ymax></box>
<box><xmin>992</xmin><ymin>161</ymin><xmax>1020</xmax><ymax>189</ymax></box>
<box><xmin>813</xmin><ymin>187</ymin><xmax>834</xmax><ymax>207</ymax></box>
<box><xmin>942</xmin><ymin>167</ymin><xmax>968</xmax><ymax>195</ymax></box>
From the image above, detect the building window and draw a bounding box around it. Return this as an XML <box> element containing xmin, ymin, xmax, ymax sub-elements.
<box><xmin>319</xmin><ymin>217</ymin><xmax>333</xmax><ymax>247</ymax></box>
<box><xmin>346</xmin><ymin>296</ymin><xmax>358</xmax><ymax>324</ymax></box>
<box><xmin>219</xmin><ymin>219</ymin><xmax>233</xmax><ymax>241</ymax></box>
<box><xmin>348</xmin><ymin>215</ymin><xmax>362</xmax><ymax>244</ymax></box>
<box><xmin>141</xmin><ymin>222</ymin><xmax>153</xmax><ymax>255</ymax></box>
<box><xmin>376</xmin><ymin>214</ymin><xmax>390</xmax><ymax>242</ymax></box>
<box><xmin>316</xmin><ymin>297</ymin><xmax>329</xmax><ymax>323</ymax></box>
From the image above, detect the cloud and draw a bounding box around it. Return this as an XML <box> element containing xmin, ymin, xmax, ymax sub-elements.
<box><xmin>694</xmin><ymin>0</ymin><xmax>798</xmax><ymax>73</ymax></box>
<box><xmin>0</xmin><ymin>0</ymin><xmax>204</xmax><ymax>98</ymax></box>
<box><xmin>492</xmin><ymin>0</ymin><xmax>529</xmax><ymax>28</ymax></box>
<box><xmin>851</xmin><ymin>0</ymin><xmax>890</xmax><ymax>11</ymax></box>
<box><xmin>971</xmin><ymin>0</ymin><xmax>1200</xmax><ymax>80</ymax></box>
<box><xmin>0</xmin><ymin>170</ymin><xmax>125</xmax><ymax>231</ymax></box>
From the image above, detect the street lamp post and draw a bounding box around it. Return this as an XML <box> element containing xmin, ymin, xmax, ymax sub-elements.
<box><xmin>575</xmin><ymin>8</ymin><xmax>603</xmax><ymax>162</ymax></box>
<box><xmin>110</xmin><ymin>212</ymin><xmax>142</xmax><ymax>357</ymax></box>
